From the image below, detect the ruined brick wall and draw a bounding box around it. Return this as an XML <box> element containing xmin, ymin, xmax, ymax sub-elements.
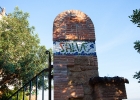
<box><xmin>89</xmin><ymin>76</ymin><xmax>128</xmax><ymax>100</ymax></box>
<box><xmin>93</xmin><ymin>83</ymin><xmax>127</xmax><ymax>100</ymax></box>
<box><xmin>53</xmin><ymin>10</ymin><xmax>98</xmax><ymax>100</ymax></box>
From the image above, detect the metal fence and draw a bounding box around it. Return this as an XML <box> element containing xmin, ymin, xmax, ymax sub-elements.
<box><xmin>7</xmin><ymin>51</ymin><xmax>53</xmax><ymax>100</ymax></box>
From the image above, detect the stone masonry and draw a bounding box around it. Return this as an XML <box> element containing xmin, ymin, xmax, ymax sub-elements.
<box><xmin>53</xmin><ymin>10</ymin><xmax>98</xmax><ymax>100</ymax></box>
<box><xmin>53</xmin><ymin>10</ymin><xmax>128</xmax><ymax>100</ymax></box>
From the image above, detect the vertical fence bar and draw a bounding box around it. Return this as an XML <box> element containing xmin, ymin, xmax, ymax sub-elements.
<box><xmin>23</xmin><ymin>87</ymin><xmax>25</xmax><ymax>100</ymax></box>
<box><xmin>17</xmin><ymin>91</ymin><xmax>18</xmax><ymax>100</ymax></box>
<box><xmin>29</xmin><ymin>81</ymin><xmax>32</xmax><ymax>100</ymax></box>
<box><xmin>49</xmin><ymin>68</ymin><xmax>51</xmax><ymax>100</ymax></box>
<box><xmin>42</xmin><ymin>71</ymin><xmax>44</xmax><ymax>100</ymax></box>
<box><xmin>46</xmin><ymin>51</ymin><xmax>52</xmax><ymax>100</ymax></box>
<box><xmin>49</xmin><ymin>53</ymin><xmax>52</xmax><ymax>100</ymax></box>
<box><xmin>36</xmin><ymin>76</ymin><xmax>38</xmax><ymax>100</ymax></box>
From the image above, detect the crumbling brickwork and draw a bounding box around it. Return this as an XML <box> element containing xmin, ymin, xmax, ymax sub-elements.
<box><xmin>53</xmin><ymin>10</ymin><xmax>128</xmax><ymax>100</ymax></box>
<box><xmin>93</xmin><ymin>83</ymin><xmax>127</xmax><ymax>100</ymax></box>
<box><xmin>53</xmin><ymin>10</ymin><xmax>98</xmax><ymax>100</ymax></box>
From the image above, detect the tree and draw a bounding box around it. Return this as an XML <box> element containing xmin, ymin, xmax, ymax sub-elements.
<box><xmin>0</xmin><ymin>7</ymin><xmax>51</xmax><ymax>98</ymax></box>
<box><xmin>129</xmin><ymin>9</ymin><xmax>140</xmax><ymax>83</ymax></box>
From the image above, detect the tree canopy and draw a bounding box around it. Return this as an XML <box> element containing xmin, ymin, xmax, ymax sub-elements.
<box><xmin>129</xmin><ymin>9</ymin><xmax>140</xmax><ymax>28</ymax></box>
<box><xmin>129</xmin><ymin>9</ymin><xmax>140</xmax><ymax>83</ymax></box>
<box><xmin>0</xmin><ymin>7</ymin><xmax>50</xmax><ymax>98</ymax></box>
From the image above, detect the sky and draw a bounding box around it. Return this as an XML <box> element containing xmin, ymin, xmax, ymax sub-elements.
<box><xmin>1</xmin><ymin>0</ymin><xmax>140</xmax><ymax>100</ymax></box>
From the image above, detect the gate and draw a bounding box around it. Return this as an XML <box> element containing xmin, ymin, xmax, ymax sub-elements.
<box><xmin>7</xmin><ymin>50</ymin><xmax>53</xmax><ymax>100</ymax></box>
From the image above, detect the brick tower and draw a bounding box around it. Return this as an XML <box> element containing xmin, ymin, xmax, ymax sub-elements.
<box><xmin>53</xmin><ymin>10</ymin><xmax>98</xmax><ymax>100</ymax></box>
<box><xmin>53</xmin><ymin>10</ymin><xmax>128</xmax><ymax>100</ymax></box>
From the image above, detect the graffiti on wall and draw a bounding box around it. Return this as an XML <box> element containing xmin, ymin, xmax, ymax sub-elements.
<box><xmin>53</xmin><ymin>41</ymin><xmax>96</xmax><ymax>55</ymax></box>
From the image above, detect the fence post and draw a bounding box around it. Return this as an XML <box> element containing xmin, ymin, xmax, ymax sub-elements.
<box><xmin>46</xmin><ymin>50</ymin><xmax>51</xmax><ymax>100</ymax></box>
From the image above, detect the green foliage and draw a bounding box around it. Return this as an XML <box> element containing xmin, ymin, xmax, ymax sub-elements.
<box><xmin>129</xmin><ymin>9</ymin><xmax>140</xmax><ymax>83</ymax></box>
<box><xmin>129</xmin><ymin>9</ymin><xmax>140</xmax><ymax>27</ymax></box>
<box><xmin>0</xmin><ymin>7</ymin><xmax>51</xmax><ymax>98</ymax></box>
<box><xmin>133</xmin><ymin>71</ymin><xmax>140</xmax><ymax>83</ymax></box>
<box><xmin>0</xmin><ymin>85</ymin><xmax>12</xmax><ymax>100</ymax></box>
<box><xmin>134</xmin><ymin>41</ymin><xmax>140</xmax><ymax>53</ymax></box>
<box><xmin>0</xmin><ymin>88</ymin><xmax>28</xmax><ymax>100</ymax></box>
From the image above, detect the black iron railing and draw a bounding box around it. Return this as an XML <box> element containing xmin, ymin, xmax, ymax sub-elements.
<box><xmin>7</xmin><ymin>51</ymin><xmax>53</xmax><ymax>100</ymax></box>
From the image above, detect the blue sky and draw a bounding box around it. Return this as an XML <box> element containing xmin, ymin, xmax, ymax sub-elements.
<box><xmin>1</xmin><ymin>0</ymin><xmax>140</xmax><ymax>100</ymax></box>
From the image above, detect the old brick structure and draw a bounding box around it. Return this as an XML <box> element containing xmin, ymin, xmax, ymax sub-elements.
<box><xmin>53</xmin><ymin>10</ymin><xmax>128</xmax><ymax>100</ymax></box>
